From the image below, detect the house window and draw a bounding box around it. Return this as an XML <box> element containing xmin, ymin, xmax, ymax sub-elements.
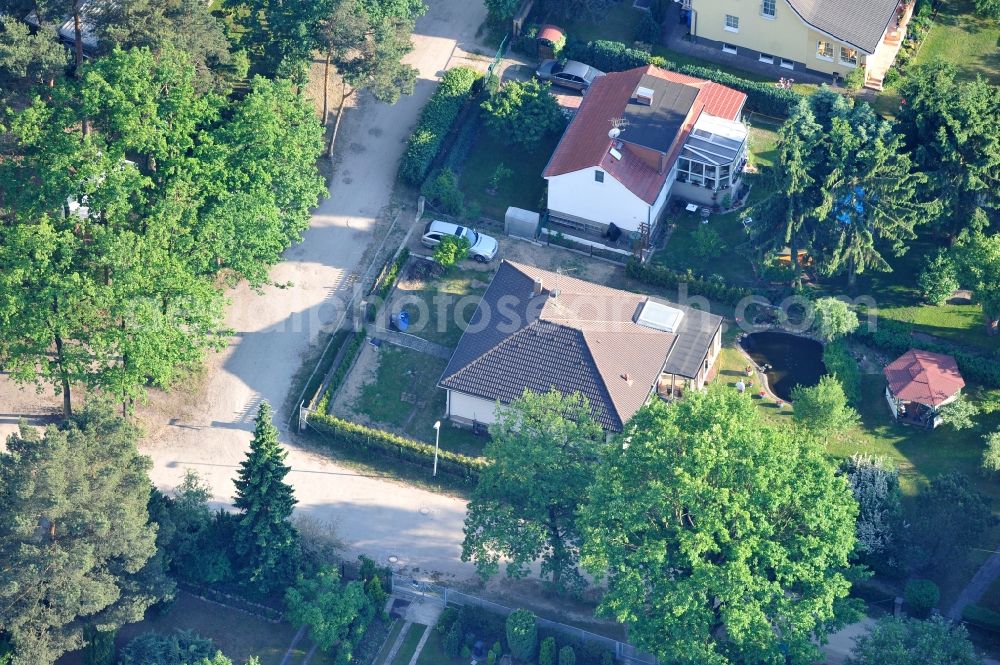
<box><xmin>816</xmin><ymin>40</ymin><xmax>834</xmax><ymax>61</ymax></box>
<box><xmin>759</xmin><ymin>52</ymin><xmax>774</xmax><ymax>64</ymax></box>
<box><xmin>761</xmin><ymin>0</ymin><xmax>775</xmax><ymax>18</ymax></box>
<box><xmin>724</xmin><ymin>14</ymin><xmax>739</xmax><ymax>32</ymax></box>
<box><xmin>722</xmin><ymin>43</ymin><xmax>738</xmax><ymax>54</ymax></box>
<box><xmin>594</xmin><ymin>170</ymin><xmax>604</xmax><ymax>183</ymax></box>
<box><xmin>780</xmin><ymin>58</ymin><xmax>795</xmax><ymax>70</ymax></box>
<box><xmin>840</xmin><ymin>46</ymin><xmax>859</xmax><ymax>66</ymax></box>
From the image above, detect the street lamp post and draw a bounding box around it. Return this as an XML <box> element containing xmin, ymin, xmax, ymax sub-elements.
<box><xmin>433</xmin><ymin>420</ymin><xmax>441</xmax><ymax>477</ymax></box>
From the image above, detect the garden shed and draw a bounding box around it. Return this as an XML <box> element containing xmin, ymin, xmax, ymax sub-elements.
<box><xmin>536</xmin><ymin>24</ymin><xmax>566</xmax><ymax>60</ymax></box>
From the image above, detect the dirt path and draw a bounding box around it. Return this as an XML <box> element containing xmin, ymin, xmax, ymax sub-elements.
<box><xmin>948</xmin><ymin>548</ymin><xmax>1000</xmax><ymax>620</ymax></box>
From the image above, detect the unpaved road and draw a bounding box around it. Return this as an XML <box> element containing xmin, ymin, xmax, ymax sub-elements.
<box><xmin>1</xmin><ymin>0</ymin><xmax>487</xmax><ymax>581</ymax></box>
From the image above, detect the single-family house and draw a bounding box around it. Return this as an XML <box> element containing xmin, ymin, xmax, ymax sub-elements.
<box><xmin>883</xmin><ymin>349</ymin><xmax>965</xmax><ymax>428</ymax></box>
<box><xmin>686</xmin><ymin>0</ymin><xmax>915</xmax><ymax>89</ymax></box>
<box><xmin>438</xmin><ymin>261</ymin><xmax>724</xmax><ymax>432</ymax></box>
<box><xmin>542</xmin><ymin>65</ymin><xmax>748</xmax><ymax>239</ymax></box>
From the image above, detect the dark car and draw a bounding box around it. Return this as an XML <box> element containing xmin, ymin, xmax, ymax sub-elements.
<box><xmin>535</xmin><ymin>59</ymin><xmax>605</xmax><ymax>92</ymax></box>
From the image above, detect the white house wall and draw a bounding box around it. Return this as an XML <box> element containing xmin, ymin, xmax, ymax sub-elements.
<box><xmin>546</xmin><ymin>168</ymin><xmax>653</xmax><ymax>233</ymax></box>
<box><xmin>447</xmin><ymin>390</ymin><xmax>499</xmax><ymax>425</ymax></box>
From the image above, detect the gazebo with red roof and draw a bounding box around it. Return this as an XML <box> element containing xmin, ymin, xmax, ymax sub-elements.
<box><xmin>883</xmin><ymin>349</ymin><xmax>965</xmax><ymax>428</ymax></box>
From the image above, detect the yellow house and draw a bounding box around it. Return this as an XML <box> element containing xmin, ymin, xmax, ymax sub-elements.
<box><xmin>686</xmin><ymin>0</ymin><xmax>914</xmax><ymax>90</ymax></box>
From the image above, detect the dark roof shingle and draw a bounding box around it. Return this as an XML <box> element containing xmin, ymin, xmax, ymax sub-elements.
<box><xmin>786</xmin><ymin>0</ymin><xmax>898</xmax><ymax>53</ymax></box>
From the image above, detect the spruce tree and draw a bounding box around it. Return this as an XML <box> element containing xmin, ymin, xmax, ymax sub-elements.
<box><xmin>233</xmin><ymin>401</ymin><xmax>300</xmax><ymax>595</ymax></box>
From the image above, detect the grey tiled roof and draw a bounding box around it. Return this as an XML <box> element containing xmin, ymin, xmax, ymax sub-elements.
<box><xmin>786</xmin><ymin>0</ymin><xmax>898</xmax><ymax>53</ymax></box>
<box><xmin>439</xmin><ymin>261</ymin><xmax>723</xmax><ymax>432</ymax></box>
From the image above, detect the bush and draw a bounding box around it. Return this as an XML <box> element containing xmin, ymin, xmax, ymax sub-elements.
<box><xmin>307</xmin><ymin>412</ymin><xmax>486</xmax><ymax>482</ymax></box>
<box><xmin>315</xmin><ymin>328</ymin><xmax>367</xmax><ymax>414</ymax></box>
<box><xmin>445</xmin><ymin>621</ymin><xmax>464</xmax><ymax>658</ymax></box>
<box><xmin>119</xmin><ymin>631</ymin><xmax>217</xmax><ymax>665</ymax></box>
<box><xmin>917</xmin><ymin>251</ymin><xmax>959</xmax><ymax>305</ymax></box>
<box><xmin>82</xmin><ymin>627</ymin><xmax>116</xmax><ymax>665</ymax></box>
<box><xmin>400</xmin><ymin>67</ymin><xmax>481</xmax><ymax>185</ymax></box>
<box><xmin>625</xmin><ymin>258</ymin><xmax>754</xmax><ymax>306</ymax></box>
<box><xmin>791</xmin><ymin>375</ymin><xmax>860</xmax><ymax>433</ymax></box>
<box><xmin>481</xmin><ymin>79</ymin><xmax>566</xmax><ymax>147</ymax></box>
<box><xmin>434</xmin><ymin>235</ymin><xmax>471</xmax><ymax>268</ymax></box>
<box><xmin>539</xmin><ymin>637</ymin><xmax>556</xmax><ymax>665</ymax></box>
<box><xmin>634</xmin><ymin>13</ymin><xmax>660</xmax><ymax>43</ymax></box>
<box><xmin>422</xmin><ymin>168</ymin><xmax>466</xmax><ymax>216</ymax></box>
<box><xmin>844</xmin><ymin>66</ymin><xmax>866</xmax><ymax>91</ymax></box>
<box><xmin>437</xmin><ymin>606</ymin><xmax>461</xmax><ymax>635</ymax></box>
<box><xmin>938</xmin><ymin>395</ymin><xmax>980</xmax><ymax>431</ymax></box>
<box><xmin>983</xmin><ymin>432</ymin><xmax>1000</xmax><ymax>475</ymax></box>
<box><xmin>812</xmin><ymin>297</ymin><xmax>859</xmax><ymax>342</ymax></box>
<box><xmin>841</xmin><ymin>454</ymin><xmax>902</xmax><ymax>565</ymax></box>
<box><xmin>505</xmin><ymin>609</ymin><xmax>537</xmax><ymax>662</ymax></box>
<box><xmin>558</xmin><ymin>646</ymin><xmax>576</xmax><ymax>665</ymax></box>
<box><xmin>690</xmin><ymin>225</ymin><xmax>722</xmax><ymax>263</ymax></box>
<box><xmin>374</xmin><ymin>249</ymin><xmax>411</xmax><ymax>300</ymax></box>
<box><xmin>822</xmin><ymin>340</ymin><xmax>861</xmax><ymax>405</ymax></box>
<box><xmin>963</xmin><ymin>604</ymin><xmax>1000</xmax><ymax>633</ymax></box>
<box><xmin>904</xmin><ymin>579</ymin><xmax>940</xmax><ymax>618</ymax></box>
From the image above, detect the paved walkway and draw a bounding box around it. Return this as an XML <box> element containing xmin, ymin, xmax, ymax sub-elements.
<box><xmin>374</xmin><ymin>327</ymin><xmax>453</xmax><ymax>359</ymax></box>
<box><xmin>948</xmin><ymin>548</ymin><xmax>1000</xmax><ymax>620</ymax></box>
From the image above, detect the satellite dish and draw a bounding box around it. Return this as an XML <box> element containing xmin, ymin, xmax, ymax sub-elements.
<box><xmin>608</xmin><ymin>127</ymin><xmax>621</xmax><ymax>139</ymax></box>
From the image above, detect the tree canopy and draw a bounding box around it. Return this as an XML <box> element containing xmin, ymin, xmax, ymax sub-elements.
<box><xmin>0</xmin><ymin>404</ymin><xmax>173</xmax><ymax>665</ymax></box>
<box><xmin>953</xmin><ymin>230</ymin><xmax>1000</xmax><ymax>333</ymax></box>
<box><xmin>462</xmin><ymin>390</ymin><xmax>604</xmax><ymax>592</ymax></box>
<box><xmin>580</xmin><ymin>388</ymin><xmax>859</xmax><ymax>665</ymax></box>
<box><xmin>0</xmin><ymin>16</ymin><xmax>67</xmax><ymax>87</ymax></box>
<box><xmin>847</xmin><ymin>616</ymin><xmax>982</xmax><ymax>665</ymax></box>
<box><xmin>791</xmin><ymin>375</ymin><xmax>859</xmax><ymax>434</ymax></box>
<box><xmin>481</xmin><ymin>79</ymin><xmax>566</xmax><ymax>147</ymax></box>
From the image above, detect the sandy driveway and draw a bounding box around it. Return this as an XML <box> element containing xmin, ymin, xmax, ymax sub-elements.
<box><xmin>1</xmin><ymin>0</ymin><xmax>486</xmax><ymax>581</ymax></box>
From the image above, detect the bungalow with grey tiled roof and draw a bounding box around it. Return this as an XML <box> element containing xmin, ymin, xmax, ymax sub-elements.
<box><xmin>438</xmin><ymin>261</ymin><xmax>724</xmax><ymax>432</ymax></box>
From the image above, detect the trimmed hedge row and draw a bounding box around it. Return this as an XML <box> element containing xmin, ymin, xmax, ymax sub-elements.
<box><xmin>308</xmin><ymin>412</ymin><xmax>487</xmax><ymax>482</ymax></box>
<box><xmin>851</xmin><ymin>318</ymin><xmax>1000</xmax><ymax>388</ymax></box>
<box><xmin>564</xmin><ymin>39</ymin><xmax>801</xmax><ymax>116</ymax></box>
<box><xmin>399</xmin><ymin>67</ymin><xmax>482</xmax><ymax>186</ymax></box>
<box><xmin>316</xmin><ymin>328</ymin><xmax>367</xmax><ymax>414</ymax></box>
<box><xmin>626</xmin><ymin>258</ymin><xmax>753</xmax><ymax>306</ymax></box>
<box><xmin>373</xmin><ymin>248</ymin><xmax>410</xmax><ymax>300</ymax></box>
<box><xmin>963</xmin><ymin>604</ymin><xmax>1000</xmax><ymax>633</ymax></box>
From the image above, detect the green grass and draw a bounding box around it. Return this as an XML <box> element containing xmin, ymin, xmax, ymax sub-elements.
<box><xmin>910</xmin><ymin>0</ymin><xmax>1000</xmax><ymax>85</ymax></box>
<box><xmin>357</xmin><ymin>346</ymin><xmax>487</xmax><ymax>457</ymax></box>
<box><xmin>390</xmin><ymin>624</ymin><xmax>428</xmax><ymax>665</ymax></box>
<box><xmin>398</xmin><ymin>269</ymin><xmax>492</xmax><ymax>349</ymax></box>
<box><xmin>374</xmin><ymin>619</ymin><xmax>405</xmax><ymax>665</ymax></box>
<box><xmin>563</xmin><ymin>3</ymin><xmax>643</xmax><ymax>43</ymax></box>
<box><xmin>461</xmin><ymin>131</ymin><xmax>560</xmax><ymax>221</ymax></box>
<box><xmin>414</xmin><ymin>627</ymin><xmax>452</xmax><ymax>665</ymax></box>
<box><xmin>747</xmin><ymin>126</ymin><xmax>780</xmax><ymax>169</ymax></box>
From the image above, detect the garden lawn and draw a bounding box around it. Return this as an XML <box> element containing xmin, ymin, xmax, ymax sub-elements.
<box><xmin>397</xmin><ymin>268</ymin><xmax>491</xmax><ymax>349</ymax></box>
<box><xmin>374</xmin><ymin>620</ymin><xmax>405</xmax><ymax>665</ymax></box>
<box><xmin>414</xmin><ymin>626</ymin><xmax>451</xmax><ymax>665</ymax></box>
<box><xmin>357</xmin><ymin>345</ymin><xmax>487</xmax><ymax>458</ymax></box>
<box><xmin>563</xmin><ymin>3</ymin><xmax>643</xmax><ymax>44</ymax></box>
<box><xmin>461</xmin><ymin>131</ymin><xmax>559</xmax><ymax>221</ymax></box>
<box><xmin>910</xmin><ymin>0</ymin><xmax>1000</xmax><ymax>85</ymax></box>
<box><xmin>391</xmin><ymin>625</ymin><xmax>428</xmax><ymax>665</ymax></box>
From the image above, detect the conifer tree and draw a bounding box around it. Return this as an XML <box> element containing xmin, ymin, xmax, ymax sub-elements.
<box><xmin>233</xmin><ymin>401</ymin><xmax>300</xmax><ymax>595</ymax></box>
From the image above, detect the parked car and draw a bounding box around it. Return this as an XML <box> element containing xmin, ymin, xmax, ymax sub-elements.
<box><xmin>421</xmin><ymin>220</ymin><xmax>499</xmax><ymax>263</ymax></box>
<box><xmin>535</xmin><ymin>59</ymin><xmax>605</xmax><ymax>92</ymax></box>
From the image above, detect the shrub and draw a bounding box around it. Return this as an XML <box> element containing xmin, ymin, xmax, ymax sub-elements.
<box><xmin>904</xmin><ymin>579</ymin><xmax>940</xmax><ymax>618</ymax></box>
<box><xmin>505</xmin><ymin>609</ymin><xmax>537</xmax><ymax>662</ymax></box>
<box><xmin>558</xmin><ymin>646</ymin><xmax>576</xmax><ymax>665</ymax></box>
<box><xmin>690</xmin><ymin>225</ymin><xmax>722</xmax><ymax>263</ymax></box>
<box><xmin>811</xmin><ymin>297</ymin><xmax>859</xmax><ymax>342</ymax></box>
<box><xmin>983</xmin><ymin>432</ymin><xmax>1000</xmax><ymax>475</ymax></box>
<box><xmin>307</xmin><ymin>412</ymin><xmax>486</xmax><ymax>482</ymax></box>
<box><xmin>938</xmin><ymin>395</ymin><xmax>980</xmax><ymax>431</ymax></box>
<box><xmin>422</xmin><ymin>168</ymin><xmax>466</xmax><ymax>216</ymax></box>
<box><xmin>634</xmin><ymin>13</ymin><xmax>660</xmax><ymax>43</ymax></box>
<box><xmin>445</xmin><ymin>621</ymin><xmax>464</xmax><ymax>658</ymax></box>
<box><xmin>539</xmin><ymin>637</ymin><xmax>556</xmax><ymax>665</ymax></box>
<box><xmin>822</xmin><ymin>340</ymin><xmax>861</xmax><ymax>405</ymax></box>
<box><xmin>844</xmin><ymin>66</ymin><xmax>866</xmax><ymax>91</ymax></box>
<box><xmin>487</xmin><ymin>650</ymin><xmax>497</xmax><ymax>665</ymax></box>
<box><xmin>437</xmin><ymin>606</ymin><xmax>460</xmax><ymax>635</ymax></box>
<box><xmin>119</xmin><ymin>631</ymin><xmax>217</xmax><ymax>665</ymax></box>
<box><xmin>434</xmin><ymin>235</ymin><xmax>471</xmax><ymax>268</ymax></box>
<box><xmin>791</xmin><ymin>375</ymin><xmax>860</xmax><ymax>434</ymax></box>
<box><xmin>963</xmin><ymin>604</ymin><xmax>1000</xmax><ymax>633</ymax></box>
<box><xmin>625</xmin><ymin>258</ymin><xmax>754</xmax><ymax>306</ymax></box>
<box><xmin>375</xmin><ymin>249</ymin><xmax>411</xmax><ymax>300</ymax></box>
<box><xmin>315</xmin><ymin>328</ymin><xmax>367</xmax><ymax>414</ymax></box>
<box><xmin>493</xmin><ymin>641</ymin><xmax>502</xmax><ymax>657</ymax></box>
<box><xmin>481</xmin><ymin>79</ymin><xmax>565</xmax><ymax>147</ymax></box>
<box><xmin>82</xmin><ymin>627</ymin><xmax>116</xmax><ymax>665</ymax></box>
<box><xmin>462</xmin><ymin>645</ymin><xmax>472</xmax><ymax>659</ymax></box>
<box><xmin>917</xmin><ymin>251</ymin><xmax>959</xmax><ymax>305</ymax></box>
<box><xmin>840</xmin><ymin>454</ymin><xmax>902</xmax><ymax>562</ymax></box>
<box><xmin>400</xmin><ymin>67</ymin><xmax>481</xmax><ymax>185</ymax></box>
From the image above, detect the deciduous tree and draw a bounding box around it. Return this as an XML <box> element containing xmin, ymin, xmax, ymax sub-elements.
<box><xmin>285</xmin><ymin>567</ymin><xmax>371</xmax><ymax>653</ymax></box>
<box><xmin>233</xmin><ymin>401</ymin><xmax>301</xmax><ymax>595</ymax></box>
<box><xmin>953</xmin><ymin>230</ymin><xmax>1000</xmax><ymax>334</ymax></box>
<box><xmin>481</xmin><ymin>79</ymin><xmax>566</xmax><ymax>147</ymax></box>
<box><xmin>847</xmin><ymin>616</ymin><xmax>982</xmax><ymax>665</ymax></box>
<box><xmin>839</xmin><ymin>454</ymin><xmax>902</xmax><ymax>562</ymax></box>
<box><xmin>917</xmin><ymin>250</ymin><xmax>960</xmax><ymax>305</ymax></box>
<box><xmin>0</xmin><ymin>404</ymin><xmax>173</xmax><ymax>665</ymax></box>
<box><xmin>791</xmin><ymin>375</ymin><xmax>859</xmax><ymax>434</ymax></box>
<box><xmin>811</xmin><ymin>297</ymin><xmax>859</xmax><ymax>341</ymax></box>
<box><xmin>905</xmin><ymin>472</ymin><xmax>994</xmax><ymax>574</ymax></box>
<box><xmin>462</xmin><ymin>390</ymin><xmax>604</xmax><ymax>592</ymax></box>
<box><xmin>580</xmin><ymin>388</ymin><xmax>859</xmax><ymax>665</ymax></box>
<box><xmin>0</xmin><ymin>16</ymin><xmax>67</xmax><ymax>87</ymax></box>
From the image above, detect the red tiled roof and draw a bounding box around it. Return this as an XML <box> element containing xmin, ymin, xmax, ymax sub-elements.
<box><xmin>543</xmin><ymin>65</ymin><xmax>747</xmax><ymax>204</ymax></box>
<box><xmin>537</xmin><ymin>24</ymin><xmax>565</xmax><ymax>43</ymax></box>
<box><xmin>883</xmin><ymin>349</ymin><xmax>965</xmax><ymax>407</ymax></box>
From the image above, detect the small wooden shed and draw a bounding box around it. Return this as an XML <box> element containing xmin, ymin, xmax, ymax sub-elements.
<box><xmin>536</xmin><ymin>24</ymin><xmax>566</xmax><ymax>60</ymax></box>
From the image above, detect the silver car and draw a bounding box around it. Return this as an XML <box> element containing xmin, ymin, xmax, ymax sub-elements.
<box><xmin>536</xmin><ymin>59</ymin><xmax>605</xmax><ymax>92</ymax></box>
<box><xmin>421</xmin><ymin>220</ymin><xmax>499</xmax><ymax>263</ymax></box>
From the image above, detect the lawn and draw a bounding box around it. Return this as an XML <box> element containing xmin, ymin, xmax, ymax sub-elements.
<box><xmin>397</xmin><ymin>268</ymin><xmax>492</xmax><ymax>349</ymax></box>
<box><xmin>563</xmin><ymin>2</ymin><xmax>643</xmax><ymax>44</ymax></box>
<box><xmin>414</xmin><ymin>626</ymin><xmax>450</xmax><ymax>665</ymax></box>
<box><xmin>356</xmin><ymin>345</ymin><xmax>487</xmax><ymax>457</ymax></box>
<box><xmin>390</xmin><ymin>624</ymin><xmax>428</xmax><ymax>665</ymax></box>
<box><xmin>65</xmin><ymin>591</ymin><xmax>335</xmax><ymax>665</ymax></box>
<box><xmin>461</xmin><ymin>130</ymin><xmax>559</xmax><ymax>221</ymax></box>
<box><xmin>910</xmin><ymin>0</ymin><xmax>1000</xmax><ymax>85</ymax></box>
<box><xmin>373</xmin><ymin>620</ymin><xmax>405</xmax><ymax>665</ymax></box>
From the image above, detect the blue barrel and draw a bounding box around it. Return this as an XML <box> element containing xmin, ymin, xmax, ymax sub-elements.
<box><xmin>395</xmin><ymin>310</ymin><xmax>410</xmax><ymax>331</ymax></box>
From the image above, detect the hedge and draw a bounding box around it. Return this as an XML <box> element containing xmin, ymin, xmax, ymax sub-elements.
<box><xmin>315</xmin><ymin>328</ymin><xmax>367</xmax><ymax>414</ymax></box>
<box><xmin>373</xmin><ymin>248</ymin><xmax>410</xmax><ymax>300</ymax></box>
<box><xmin>822</xmin><ymin>339</ymin><xmax>861</xmax><ymax>406</ymax></box>
<box><xmin>851</xmin><ymin>318</ymin><xmax>1000</xmax><ymax>388</ymax></box>
<box><xmin>963</xmin><ymin>604</ymin><xmax>1000</xmax><ymax>633</ymax></box>
<box><xmin>308</xmin><ymin>412</ymin><xmax>487</xmax><ymax>482</ymax></box>
<box><xmin>626</xmin><ymin>258</ymin><xmax>754</xmax><ymax>306</ymax></box>
<box><xmin>399</xmin><ymin>67</ymin><xmax>481</xmax><ymax>186</ymax></box>
<box><xmin>564</xmin><ymin>39</ymin><xmax>801</xmax><ymax>116</ymax></box>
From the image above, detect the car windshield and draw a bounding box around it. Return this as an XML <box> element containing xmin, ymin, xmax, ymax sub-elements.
<box><xmin>458</xmin><ymin>227</ymin><xmax>479</xmax><ymax>245</ymax></box>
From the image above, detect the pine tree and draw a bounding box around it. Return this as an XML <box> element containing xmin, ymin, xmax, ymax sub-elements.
<box><xmin>233</xmin><ymin>401</ymin><xmax>300</xmax><ymax>595</ymax></box>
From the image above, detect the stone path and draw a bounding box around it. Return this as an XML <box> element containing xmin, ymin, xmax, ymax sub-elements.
<box><xmin>373</xmin><ymin>327</ymin><xmax>453</xmax><ymax>360</ymax></box>
<box><xmin>948</xmin><ymin>547</ymin><xmax>1000</xmax><ymax>620</ymax></box>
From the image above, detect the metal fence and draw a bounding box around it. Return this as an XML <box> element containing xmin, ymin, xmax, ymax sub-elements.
<box><xmin>390</xmin><ymin>575</ymin><xmax>657</xmax><ymax>665</ymax></box>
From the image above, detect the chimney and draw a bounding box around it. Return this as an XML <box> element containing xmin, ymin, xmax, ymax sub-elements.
<box><xmin>549</xmin><ymin>288</ymin><xmax>561</xmax><ymax>300</ymax></box>
<box><xmin>533</xmin><ymin>278</ymin><xmax>543</xmax><ymax>296</ymax></box>
<box><xmin>633</xmin><ymin>85</ymin><xmax>654</xmax><ymax>106</ymax></box>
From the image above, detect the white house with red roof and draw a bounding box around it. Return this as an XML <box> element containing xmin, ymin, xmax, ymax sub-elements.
<box><xmin>542</xmin><ymin>65</ymin><xmax>748</xmax><ymax>237</ymax></box>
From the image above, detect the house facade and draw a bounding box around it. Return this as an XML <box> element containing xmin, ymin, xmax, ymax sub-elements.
<box><xmin>687</xmin><ymin>0</ymin><xmax>914</xmax><ymax>89</ymax></box>
<box><xmin>543</xmin><ymin>65</ymin><xmax>747</xmax><ymax>237</ymax></box>
<box><xmin>438</xmin><ymin>261</ymin><xmax>724</xmax><ymax>432</ymax></box>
